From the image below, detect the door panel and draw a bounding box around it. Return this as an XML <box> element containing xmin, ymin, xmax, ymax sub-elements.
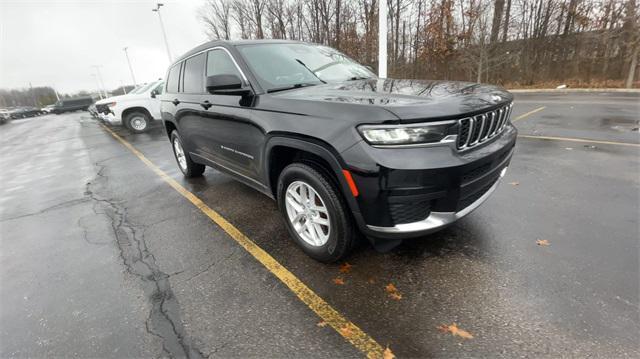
<box><xmin>194</xmin><ymin>48</ymin><xmax>264</xmax><ymax>183</ymax></box>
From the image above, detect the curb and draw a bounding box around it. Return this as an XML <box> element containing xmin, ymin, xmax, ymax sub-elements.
<box><xmin>508</xmin><ymin>88</ymin><xmax>640</xmax><ymax>93</ymax></box>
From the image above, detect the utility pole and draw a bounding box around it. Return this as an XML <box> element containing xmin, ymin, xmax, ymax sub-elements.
<box><xmin>29</xmin><ymin>82</ymin><xmax>38</xmax><ymax>107</ymax></box>
<box><xmin>91</xmin><ymin>74</ymin><xmax>104</xmax><ymax>100</ymax></box>
<box><xmin>92</xmin><ymin>65</ymin><xmax>107</xmax><ymax>98</ymax></box>
<box><xmin>152</xmin><ymin>3</ymin><xmax>172</xmax><ymax>62</ymax></box>
<box><xmin>119</xmin><ymin>79</ymin><xmax>127</xmax><ymax>95</ymax></box>
<box><xmin>123</xmin><ymin>47</ymin><xmax>137</xmax><ymax>86</ymax></box>
<box><xmin>378</xmin><ymin>0</ymin><xmax>387</xmax><ymax>78</ymax></box>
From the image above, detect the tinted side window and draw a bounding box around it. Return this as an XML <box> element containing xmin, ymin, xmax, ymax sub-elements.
<box><xmin>167</xmin><ymin>64</ymin><xmax>181</xmax><ymax>93</ymax></box>
<box><xmin>182</xmin><ymin>53</ymin><xmax>206</xmax><ymax>93</ymax></box>
<box><xmin>206</xmin><ymin>49</ymin><xmax>242</xmax><ymax>79</ymax></box>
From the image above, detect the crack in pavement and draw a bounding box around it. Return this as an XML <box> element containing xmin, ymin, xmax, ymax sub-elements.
<box><xmin>0</xmin><ymin>198</ymin><xmax>90</xmax><ymax>222</ymax></box>
<box><xmin>182</xmin><ymin>247</ymin><xmax>240</xmax><ymax>284</ymax></box>
<box><xmin>85</xmin><ymin>160</ymin><xmax>206</xmax><ymax>359</ymax></box>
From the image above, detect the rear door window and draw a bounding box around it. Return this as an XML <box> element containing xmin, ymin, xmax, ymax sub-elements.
<box><xmin>182</xmin><ymin>53</ymin><xmax>206</xmax><ymax>94</ymax></box>
<box><xmin>167</xmin><ymin>64</ymin><xmax>181</xmax><ymax>93</ymax></box>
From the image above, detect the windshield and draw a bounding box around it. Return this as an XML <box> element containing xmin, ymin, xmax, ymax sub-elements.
<box><xmin>236</xmin><ymin>43</ymin><xmax>376</xmax><ymax>92</ymax></box>
<box><xmin>131</xmin><ymin>82</ymin><xmax>156</xmax><ymax>94</ymax></box>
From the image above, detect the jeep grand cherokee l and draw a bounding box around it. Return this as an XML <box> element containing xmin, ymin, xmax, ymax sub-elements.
<box><xmin>162</xmin><ymin>40</ymin><xmax>516</xmax><ymax>262</ymax></box>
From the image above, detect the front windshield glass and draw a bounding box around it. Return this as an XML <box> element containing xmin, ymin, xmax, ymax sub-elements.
<box><xmin>236</xmin><ymin>43</ymin><xmax>376</xmax><ymax>92</ymax></box>
<box><xmin>131</xmin><ymin>82</ymin><xmax>156</xmax><ymax>94</ymax></box>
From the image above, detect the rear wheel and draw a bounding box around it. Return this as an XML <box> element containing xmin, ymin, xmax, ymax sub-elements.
<box><xmin>124</xmin><ymin>111</ymin><xmax>150</xmax><ymax>133</ymax></box>
<box><xmin>277</xmin><ymin>163</ymin><xmax>356</xmax><ymax>262</ymax></box>
<box><xmin>170</xmin><ymin>130</ymin><xmax>205</xmax><ymax>177</ymax></box>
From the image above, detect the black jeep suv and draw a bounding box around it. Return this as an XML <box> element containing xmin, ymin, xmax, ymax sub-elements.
<box><xmin>162</xmin><ymin>40</ymin><xmax>516</xmax><ymax>262</ymax></box>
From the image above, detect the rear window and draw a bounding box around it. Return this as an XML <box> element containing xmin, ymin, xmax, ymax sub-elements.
<box><xmin>166</xmin><ymin>64</ymin><xmax>181</xmax><ymax>93</ymax></box>
<box><xmin>182</xmin><ymin>53</ymin><xmax>206</xmax><ymax>94</ymax></box>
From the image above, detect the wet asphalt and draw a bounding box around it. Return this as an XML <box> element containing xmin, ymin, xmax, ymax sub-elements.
<box><xmin>1</xmin><ymin>92</ymin><xmax>638</xmax><ymax>358</ymax></box>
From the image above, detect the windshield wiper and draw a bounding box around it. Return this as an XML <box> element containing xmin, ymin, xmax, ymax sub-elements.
<box><xmin>348</xmin><ymin>76</ymin><xmax>373</xmax><ymax>81</ymax></box>
<box><xmin>267</xmin><ymin>83</ymin><xmax>319</xmax><ymax>93</ymax></box>
<box><xmin>295</xmin><ymin>59</ymin><xmax>326</xmax><ymax>84</ymax></box>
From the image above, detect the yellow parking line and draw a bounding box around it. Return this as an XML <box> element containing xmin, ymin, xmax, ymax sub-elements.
<box><xmin>99</xmin><ymin>125</ymin><xmax>387</xmax><ymax>358</ymax></box>
<box><xmin>513</xmin><ymin>106</ymin><xmax>546</xmax><ymax>121</ymax></box>
<box><xmin>518</xmin><ymin>134</ymin><xmax>640</xmax><ymax>147</ymax></box>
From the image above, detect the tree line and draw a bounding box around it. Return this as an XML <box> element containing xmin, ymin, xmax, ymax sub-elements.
<box><xmin>0</xmin><ymin>86</ymin><xmax>135</xmax><ymax>108</ymax></box>
<box><xmin>200</xmin><ymin>0</ymin><xmax>639</xmax><ymax>88</ymax></box>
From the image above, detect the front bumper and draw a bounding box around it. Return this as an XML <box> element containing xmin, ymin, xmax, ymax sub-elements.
<box><xmin>366</xmin><ymin>165</ymin><xmax>508</xmax><ymax>236</ymax></box>
<box><xmin>98</xmin><ymin>112</ymin><xmax>121</xmax><ymax>125</ymax></box>
<box><xmin>342</xmin><ymin>124</ymin><xmax>517</xmax><ymax>239</ymax></box>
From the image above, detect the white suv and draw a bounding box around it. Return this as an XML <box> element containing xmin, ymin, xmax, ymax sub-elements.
<box><xmin>95</xmin><ymin>80</ymin><xmax>164</xmax><ymax>133</ymax></box>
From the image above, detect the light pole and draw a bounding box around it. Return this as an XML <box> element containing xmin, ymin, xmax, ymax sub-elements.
<box><xmin>91</xmin><ymin>74</ymin><xmax>104</xmax><ymax>100</ymax></box>
<box><xmin>152</xmin><ymin>3</ymin><xmax>172</xmax><ymax>62</ymax></box>
<box><xmin>92</xmin><ymin>65</ymin><xmax>107</xmax><ymax>98</ymax></box>
<box><xmin>123</xmin><ymin>47</ymin><xmax>137</xmax><ymax>86</ymax></box>
<box><xmin>378</xmin><ymin>0</ymin><xmax>387</xmax><ymax>78</ymax></box>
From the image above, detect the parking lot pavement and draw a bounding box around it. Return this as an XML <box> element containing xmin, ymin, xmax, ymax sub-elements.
<box><xmin>1</xmin><ymin>92</ymin><xmax>638</xmax><ymax>358</ymax></box>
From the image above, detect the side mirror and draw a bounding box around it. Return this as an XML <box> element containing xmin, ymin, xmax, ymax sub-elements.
<box><xmin>150</xmin><ymin>90</ymin><xmax>158</xmax><ymax>98</ymax></box>
<box><xmin>206</xmin><ymin>75</ymin><xmax>252</xmax><ymax>96</ymax></box>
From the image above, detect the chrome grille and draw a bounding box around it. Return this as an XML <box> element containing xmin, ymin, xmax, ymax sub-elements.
<box><xmin>457</xmin><ymin>103</ymin><xmax>512</xmax><ymax>150</ymax></box>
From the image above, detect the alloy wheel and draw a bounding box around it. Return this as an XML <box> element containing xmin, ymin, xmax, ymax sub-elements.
<box><xmin>173</xmin><ymin>138</ymin><xmax>187</xmax><ymax>171</ymax></box>
<box><xmin>285</xmin><ymin>181</ymin><xmax>331</xmax><ymax>246</ymax></box>
<box><xmin>129</xmin><ymin>116</ymin><xmax>147</xmax><ymax>131</ymax></box>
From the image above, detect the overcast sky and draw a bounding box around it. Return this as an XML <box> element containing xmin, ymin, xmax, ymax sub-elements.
<box><xmin>0</xmin><ymin>0</ymin><xmax>209</xmax><ymax>93</ymax></box>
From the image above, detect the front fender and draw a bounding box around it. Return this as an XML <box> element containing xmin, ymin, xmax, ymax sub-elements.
<box><xmin>264</xmin><ymin>135</ymin><xmax>363</xmax><ymax>226</ymax></box>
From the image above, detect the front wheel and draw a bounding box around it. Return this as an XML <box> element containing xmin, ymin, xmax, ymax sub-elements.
<box><xmin>277</xmin><ymin>163</ymin><xmax>356</xmax><ymax>262</ymax></box>
<box><xmin>170</xmin><ymin>131</ymin><xmax>205</xmax><ymax>177</ymax></box>
<box><xmin>124</xmin><ymin>111</ymin><xmax>150</xmax><ymax>133</ymax></box>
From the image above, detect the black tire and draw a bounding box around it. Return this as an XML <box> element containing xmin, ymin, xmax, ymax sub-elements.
<box><xmin>277</xmin><ymin>163</ymin><xmax>356</xmax><ymax>262</ymax></box>
<box><xmin>170</xmin><ymin>130</ymin><xmax>205</xmax><ymax>177</ymax></box>
<box><xmin>124</xmin><ymin>111</ymin><xmax>150</xmax><ymax>134</ymax></box>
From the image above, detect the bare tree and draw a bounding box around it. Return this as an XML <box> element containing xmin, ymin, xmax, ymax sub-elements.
<box><xmin>201</xmin><ymin>0</ymin><xmax>232</xmax><ymax>40</ymax></box>
<box><xmin>196</xmin><ymin>0</ymin><xmax>637</xmax><ymax>87</ymax></box>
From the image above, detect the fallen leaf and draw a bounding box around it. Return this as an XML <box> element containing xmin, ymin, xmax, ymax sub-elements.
<box><xmin>383</xmin><ymin>346</ymin><xmax>396</xmax><ymax>359</ymax></box>
<box><xmin>317</xmin><ymin>321</ymin><xmax>328</xmax><ymax>327</ymax></box>
<box><xmin>339</xmin><ymin>324</ymin><xmax>353</xmax><ymax>338</ymax></box>
<box><xmin>536</xmin><ymin>239</ymin><xmax>550</xmax><ymax>246</ymax></box>
<box><xmin>333</xmin><ymin>277</ymin><xmax>345</xmax><ymax>285</ymax></box>
<box><xmin>509</xmin><ymin>181</ymin><xmax>520</xmax><ymax>186</ymax></box>
<box><xmin>339</xmin><ymin>262</ymin><xmax>353</xmax><ymax>274</ymax></box>
<box><xmin>385</xmin><ymin>283</ymin><xmax>403</xmax><ymax>300</ymax></box>
<box><xmin>449</xmin><ymin>323</ymin><xmax>474</xmax><ymax>339</ymax></box>
<box><xmin>438</xmin><ymin>323</ymin><xmax>474</xmax><ymax>339</ymax></box>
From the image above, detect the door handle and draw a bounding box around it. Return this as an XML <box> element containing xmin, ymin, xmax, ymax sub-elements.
<box><xmin>172</xmin><ymin>98</ymin><xmax>180</xmax><ymax>106</ymax></box>
<box><xmin>200</xmin><ymin>101</ymin><xmax>212</xmax><ymax>110</ymax></box>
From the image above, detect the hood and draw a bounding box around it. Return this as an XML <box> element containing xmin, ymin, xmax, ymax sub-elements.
<box><xmin>96</xmin><ymin>93</ymin><xmax>146</xmax><ymax>105</ymax></box>
<box><xmin>272</xmin><ymin>78</ymin><xmax>513</xmax><ymax>122</ymax></box>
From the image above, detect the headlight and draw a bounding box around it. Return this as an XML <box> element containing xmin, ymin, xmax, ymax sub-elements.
<box><xmin>106</xmin><ymin>102</ymin><xmax>117</xmax><ymax>107</ymax></box>
<box><xmin>358</xmin><ymin>122</ymin><xmax>454</xmax><ymax>146</ymax></box>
